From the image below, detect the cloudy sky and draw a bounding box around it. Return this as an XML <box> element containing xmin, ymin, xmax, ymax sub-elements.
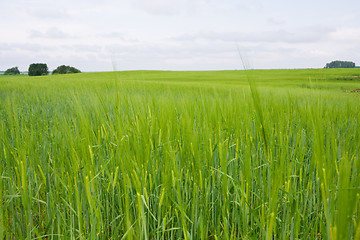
<box><xmin>1</xmin><ymin>0</ymin><xmax>359</xmax><ymax>72</ymax></box>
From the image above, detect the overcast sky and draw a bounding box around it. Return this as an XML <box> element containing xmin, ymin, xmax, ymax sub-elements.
<box><xmin>1</xmin><ymin>0</ymin><xmax>359</xmax><ymax>72</ymax></box>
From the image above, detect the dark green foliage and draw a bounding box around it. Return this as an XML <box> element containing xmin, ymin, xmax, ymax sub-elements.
<box><xmin>52</xmin><ymin>65</ymin><xmax>81</xmax><ymax>74</ymax></box>
<box><xmin>4</xmin><ymin>67</ymin><xmax>20</xmax><ymax>75</ymax></box>
<box><xmin>28</xmin><ymin>63</ymin><xmax>48</xmax><ymax>76</ymax></box>
<box><xmin>325</xmin><ymin>60</ymin><xmax>356</xmax><ymax>68</ymax></box>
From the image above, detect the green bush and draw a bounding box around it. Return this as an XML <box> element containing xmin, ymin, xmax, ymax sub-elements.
<box><xmin>28</xmin><ymin>63</ymin><xmax>49</xmax><ymax>76</ymax></box>
<box><xmin>325</xmin><ymin>60</ymin><xmax>356</xmax><ymax>68</ymax></box>
<box><xmin>4</xmin><ymin>67</ymin><xmax>20</xmax><ymax>75</ymax></box>
<box><xmin>52</xmin><ymin>65</ymin><xmax>81</xmax><ymax>74</ymax></box>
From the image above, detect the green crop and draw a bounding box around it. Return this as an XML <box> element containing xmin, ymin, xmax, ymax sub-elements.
<box><xmin>0</xmin><ymin>69</ymin><xmax>359</xmax><ymax>239</ymax></box>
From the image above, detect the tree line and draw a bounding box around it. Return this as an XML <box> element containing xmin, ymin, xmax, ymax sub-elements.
<box><xmin>324</xmin><ymin>60</ymin><xmax>358</xmax><ymax>68</ymax></box>
<box><xmin>2</xmin><ymin>63</ymin><xmax>81</xmax><ymax>76</ymax></box>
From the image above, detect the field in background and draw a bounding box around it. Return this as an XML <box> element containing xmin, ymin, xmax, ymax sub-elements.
<box><xmin>0</xmin><ymin>69</ymin><xmax>359</xmax><ymax>239</ymax></box>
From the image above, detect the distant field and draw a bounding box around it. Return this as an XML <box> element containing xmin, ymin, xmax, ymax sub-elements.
<box><xmin>0</xmin><ymin>69</ymin><xmax>359</xmax><ymax>239</ymax></box>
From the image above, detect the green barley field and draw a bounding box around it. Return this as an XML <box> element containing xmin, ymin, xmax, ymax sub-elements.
<box><xmin>0</xmin><ymin>68</ymin><xmax>359</xmax><ymax>239</ymax></box>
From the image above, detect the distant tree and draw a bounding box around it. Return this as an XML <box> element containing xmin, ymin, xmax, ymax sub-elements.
<box><xmin>325</xmin><ymin>60</ymin><xmax>356</xmax><ymax>68</ymax></box>
<box><xmin>52</xmin><ymin>65</ymin><xmax>81</xmax><ymax>74</ymax></box>
<box><xmin>4</xmin><ymin>67</ymin><xmax>20</xmax><ymax>75</ymax></box>
<box><xmin>28</xmin><ymin>63</ymin><xmax>49</xmax><ymax>76</ymax></box>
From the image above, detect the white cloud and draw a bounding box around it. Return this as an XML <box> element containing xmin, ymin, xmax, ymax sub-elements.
<box><xmin>27</xmin><ymin>8</ymin><xmax>70</xmax><ymax>19</ymax></box>
<box><xmin>29</xmin><ymin>27</ymin><xmax>71</xmax><ymax>39</ymax></box>
<box><xmin>267</xmin><ymin>18</ymin><xmax>285</xmax><ymax>26</ymax></box>
<box><xmin>98</xmin><ymin>32</ymin><xmax>139</xmax><ymax>42</ymax></box>
<box><xmin>329</xmin><ymin>27</ymin><xmax>360</xmax><ymax>43</ymax></box>
<box><xmin>1</xmin><ymin>0</ymin><xmax>360</xmax><ymax>71</ymax></box>
<box><xmin>0</xmin><ymin>43</ymin><xmax>53</xmax><ymax>52</ymax></box>
<box><xmin>131</xmin><ymin>0</ymin><xmax>182</xmax><ymax>15</ymax></box>
<box><xmin>171</xmin><ymin>26</ymin><xmax>334</xmax><ymax>44</ymax></box>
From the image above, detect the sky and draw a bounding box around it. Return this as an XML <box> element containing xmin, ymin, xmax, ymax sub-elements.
<box><xmin>1</xmin><ymin>0</ymin><xmax>360</xmax><ymax>72</ymax></box>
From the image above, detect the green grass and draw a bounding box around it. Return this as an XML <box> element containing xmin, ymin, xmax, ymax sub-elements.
<box><xmin>0</xmin><ymin>69</ymin><xmax>359</xmax><ymax>239</ymax></box>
